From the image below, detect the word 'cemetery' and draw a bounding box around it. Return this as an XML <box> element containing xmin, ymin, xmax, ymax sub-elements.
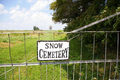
<box><xmin>37</xmin><ymin>41</ymin><xmax>69</xmax><ymax>60</ymax></box>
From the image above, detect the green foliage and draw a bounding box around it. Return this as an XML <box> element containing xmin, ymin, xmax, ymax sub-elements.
<box><xmin>33</xmin><ymin>26</ymin><xmax>39</xmax><ymax>30</ymax></box>
<box><xmin>57</xmin><ymin>30</ymin><xmax>63</xmax><ymax>32</ymax></box>
<box><xmin>51</xmin><ymin>0</ymin><xmax>120</xmax><ymax>32</ymax></box>
<box><xmin>51</xmin><ymin>0</ymin><xmax>120</xmax><ymax>60</ymax></box>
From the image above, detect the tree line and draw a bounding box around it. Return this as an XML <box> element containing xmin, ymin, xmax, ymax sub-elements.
<box><xmin>33</xmin><ymin>26</ymin><xmax>52</xmax><ymax>30</ymax></box>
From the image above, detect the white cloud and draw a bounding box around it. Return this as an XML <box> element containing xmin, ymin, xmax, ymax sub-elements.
<box><xmin>3</xmin><ymin>10</ymin><xmax>8</xmax><ymax>14</ymax></box>
<box><xmin>0</xmin><ymin>3</ymin><xmax>8</xmax><ymax>14</ymax></box>
<box><xmin>0</xmin><ymin>0</ymin><xmax>66</xmax><ymax>30</ymax></box>
<box><xmin>26</xmin><ymin>0</ymin><xmax>35</xmax><ymax>3</ymax></box>
<box><xmin>0</xmin><ymin>4</ymin><xmax>4</xmax><ymax>10</ymax></box>
<box><xmin>9</xmin><ymin>5</ymin><xmax>20</xmax><ymax>14</ymax></box>
<box><xmin>17</xmin><ymin>0</ymin><xmax>22</xmax><ymax>3</ymax></box>
<box><xmin>30</xmin><ymin>0</ymin><xmax>49</xmax><ymax>11</ymax></box>
<box><xmin>10</xmin><ymin>5</ymin><xmax>20</xmax><ymax>11</ymax></box>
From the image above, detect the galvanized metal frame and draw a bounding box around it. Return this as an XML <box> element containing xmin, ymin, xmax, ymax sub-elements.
<box><xmin>0</xmin><ymin>31</ymin><xmax>120</xmax><ymax>80</ymax></box>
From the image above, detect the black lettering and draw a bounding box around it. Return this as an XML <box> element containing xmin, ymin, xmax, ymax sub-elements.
<box><xmin>48</xmin><ymin>52</ymin><xmax>51</xmax><ymax>58</ymax></box>
<box><xmin>39</xmin><ymin>49</ymin><xmax>43</xmax><ymax>58</ymax></box>
<box><xmin>43</xmin><ymin>51</ymin><xmax>47</xmax><ymax>58</ymax></box>
<box><xmin>56</xmin><ymin>51</ymin><xmax>57</xmax><ymax>58</ymax></box>
<box><xmin>65</xmin><ymin>48</ymin><xmax>68</xmax><ymax>58</ymax></box>
<box><xmin>50</xmin><ymin>43</ymin><xmax>54</xmax><ymax>49</ymax></box>
<box><xmin>54</xmin><ymin>43</ymin><xmax>58</xmax><ymax>48</ymax></box>
<box><xmin>58</xmin><ymin>51</ymin><xmax>61</xmax><ymax>58</ymax></box>
<box><xmin>52</xmin><ymin>52</ymin><xmax>55</xmax><ymax>58</ymax></box>
<box><xmin>62</xmin><ymin>50</ymin><xmax>65</xmax><ymax>58</ymax></box>
<box><xmin>59</xmin><ymin>43</ymin><xmax>63</xmax><ymax>48</ymax></box>
<box><xmin>45</xmin><ymin>43</ymin><xmax>49</xmax><ymax>49</ymax></box>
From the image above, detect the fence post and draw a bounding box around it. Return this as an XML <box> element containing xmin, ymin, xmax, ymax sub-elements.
<box><xmin>8</xmin><ymin>34</ymin><xmax>14</xmax><ymax>80</ymax></box>
<box><xmin>24</xmin><ymin>33</ymin><xmax>27</xmax><ymax>80</ymax></box>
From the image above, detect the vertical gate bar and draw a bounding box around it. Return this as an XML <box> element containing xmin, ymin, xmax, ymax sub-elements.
<box><xmin>73</xmin><ymin>63</ymin><xmax>75</xmax><ymax>80</ymax></box>
<box><xmin>5</xmin><ymin>66</ymin><xmax>6</xmax><ymax>80</ymax></box>
<box><xmin>97</xmin><ymin>63</ymin><xmax>99</xmax><ymax>80</ymax></box>
<box><xmin>19</xmin><ymin>65</ymin><xmax>20</xmax><ymax>80</ymax></box>
<box><xmin>53</xmin><ymin>32</ymin><xmax>54</xmax><ymax>40</ymax></box>
<box><xmin>67</xmin><ymin>63</ymin><xmax>68</xmax><ymax>80</ymax></box>
<box><xmin>92</xmin><ymin>33</ymin><xmax>95</xmax><ymax>79</ymax></box>
<box><xmin>103</xmin><ymin>33</ymin><xmax>107</xmax><ymax>80</ymax></box>
<box><xmin>8</xmin><ymin>34</ymin><xmax>14</xmax><ymax>80</ymax></box>
<box><xmin>53</xmin><ymin>63</ymin><xmax>54</xmax><ymax>80</ymax></box>
<box><xmin>67</xmin><ymin>33</ymin><xmax>69</xmax><ymax>80</ymax></box>
<box><xmin>24</xmin><ymin>33</ymin><xmax>27</xmax><ymax>80</ymax></box>
<box><xmin>109</xmin><ymin>63</ymin><xmax>112</xmax><ymax>79</ymax></box>
<box><xmin>46</xmin><ymin>65</ymin><xmax>47</xmax><ymax>80</ymax></box>
<box><xmin>53</xmin><ymin>33</ymin><xmax>54</xmax><ymax>80</ymax></box>
<box><xmin>40</xmin><ymin>61</ymin><xmax>41</xmax><ymax>80</ymax></box>
<box><xmin>85</xmin><ymin>63</ymin><xmax>87</xmax><ymax>80</ymax></box>
<box><xmin>39</xmin><ymin>32</ymin><xmax>41</xmax><ymax>80</ymax></box>
<box><xmin>79</xmin><ymin>33</ymin><xmax>82</xmax><ymax>80</ymax></box>
<box><xmin>114</xmin><ymin>32</ymin><xmax>119</xmax><ymax>79</ymax></box>
<box><xmin>60</xmin><ymin>64</ymin><xmax>61</xmax><ymax>80</ymax></box>
<box><xmin>38</xmin><ymin>33</ymin><xmax>40</xmax><ymax>40</ymax></box>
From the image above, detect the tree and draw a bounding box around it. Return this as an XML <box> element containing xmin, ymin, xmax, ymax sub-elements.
<box><xmin>50</xmin><ymin>0</ymin><xmax>95</xmax><ymax>24</ymax></box>
<box><xmin>50</xmin><ymin>0</ymin><xmax>120</xmax><ymax>31</ymax></box>
<box><xmin>33</xmin><ymin>26</ymin><xmax>39</xmax><ymax>30</ymax></box>
<box><xmin>49</xmin><ymin>25</ymin><xmax>52</xmax><ymax>30</ymax></box>
<box><xmin>50</xmin><ymin>1</ymin><xmax>120</xmax><ymax>79</ymax></box>
<box><xmin>51</xmin><ymin>0</ymin><xmax>120</xmax><ymax>54</ymax></box>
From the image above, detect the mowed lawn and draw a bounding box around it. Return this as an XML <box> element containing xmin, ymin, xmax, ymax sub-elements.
<box><xmin>0</xmin><ymin>30</ymin><xmax>68</xmax><ymax>80</ymax></box>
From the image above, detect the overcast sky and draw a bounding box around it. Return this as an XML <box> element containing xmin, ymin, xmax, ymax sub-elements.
<box><xmin>0</xmin><ymin>0</ymin><xmax>66</xmax><ymax>30</ymax></box>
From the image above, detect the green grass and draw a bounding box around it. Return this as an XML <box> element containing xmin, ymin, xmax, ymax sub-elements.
<box><xmin>0</xmin><ymin>31</ymin><xmax>68</xmax><ymax>80</ymax></box>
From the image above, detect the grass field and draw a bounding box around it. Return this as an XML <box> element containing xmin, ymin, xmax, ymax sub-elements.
<box><xmin>0</xmin><ymin>30</ymin><xmax>120</xmax><ymax>80</ymax></box>
<box><xmin>0</xmin><ymin>30</ymin><xmax>68</xmax><ymax>80</ymax></box>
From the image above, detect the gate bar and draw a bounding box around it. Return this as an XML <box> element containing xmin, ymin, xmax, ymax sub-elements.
<box><xmin>71</xmin><ymin>12</ymin><xmax>120</xmax><ymax>33</ymax></box>
<box><xmin>1</xmin><ymin>59</ymin><xmax>120</xmax><ymax>67</ymax></box>
<box><xmin>103</xmin><ymin>33</ymin><xmax>107</xmax><ymax>80</ymax></box>
<box><xmin>8</xmin><ymin>34</ymin><xmax>14</xmax><ymax>80</ymax></box>
<box><xmin>1</xmin><ymin>31</ymin><xmax>120</xmax><ymax>34</ymax></box>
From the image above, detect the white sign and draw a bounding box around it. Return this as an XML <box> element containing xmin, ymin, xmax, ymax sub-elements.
<box><xmin>37</xmin><ymin>41</ymin><xmax>69</xmax><ymax>61</ymax></box>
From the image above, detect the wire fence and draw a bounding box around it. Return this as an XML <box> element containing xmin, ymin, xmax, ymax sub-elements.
<box><xmin>0</xmin><ymin>31</ymin><xmax>120</xmax><ymax>80</ymax></box>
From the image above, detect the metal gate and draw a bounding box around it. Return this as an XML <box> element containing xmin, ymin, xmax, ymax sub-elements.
<box><xmin>0</xmin><ymin>31</ymin><xmax>120</xmax><ymax>80</ymax></box>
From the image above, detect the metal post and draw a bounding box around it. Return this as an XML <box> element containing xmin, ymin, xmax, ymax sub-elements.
<box><xmin>40</xmin><ymin>61</ymin><xmax>42</xmax><ymax>80</ymax></box>
<box><xmin>38</xmin><ymin>33</ymin><xmax>40</xmax><ymax>40</ymax></box>
<box><xmin>103</xmin><ymin>33</ymin><xmax>107</xmax><ymax>80</ymax></box>
<box><xmin>60</xmin><ymin>64</ymin><xmax>61</xmax><ymax>80</ymax></box>
<box><xmin>85</xmin><ymin>63</ymin><xmax>87</xmax><ymax>80</ymax></box>
<box><xmin>53</xmin><ymin>33</ymin><xmax>55</xmax><ymax>80</ymax></box>
<box><xmin>67</xmin><ymin>33</ymin><xmax>69</xmax><ymax>80</ymax></box>
<box><xmin>5</xmin><ymin>66</ymin><xmax>6</xmax><ymax>80</ymax></box>
<box><xmin>97</xmin><ymin>63</ymin><xmax>99</xmax><ymax>79</ymax></box>
<box><xmin>46</xmin><ymin>64</ymin><xmax>47</xmax><ymax>80</ymax></box>
<box><xmin>79</xmin><ymin>33</ymin><xmax>82</xmax><ymax>80</ymax></box>
<box><xmin>19</xmin><ymin>65</ymin><xmax>20</xmax><ymax>80</ymax></box>
<box><xmin>109</xmin><ymin>63</ymin><xmax>112</xmax><ymax>79</ymax></box>
<box><xmin>73</xmin><ymin>63</ymin><xmax>75</xmax><ymax>80</ymax></box>
<box><xmin>24</xmin><ymin>33</ymin><xmax>27</xmax><ymax>80</ymax></box>
<box><xmin>8</xmin><ymin>34</ymin><xmax>14</xmax><ymax>80</ymax></box>
<box><xmin>114</xmin><ymin>33</ymin><xmax>119</xmax><ymax>79</ymax></box>
<box><xmin>92</xmin><ymin>33</ymin><xmax>95</xmax><ymax>79</ymax></box>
